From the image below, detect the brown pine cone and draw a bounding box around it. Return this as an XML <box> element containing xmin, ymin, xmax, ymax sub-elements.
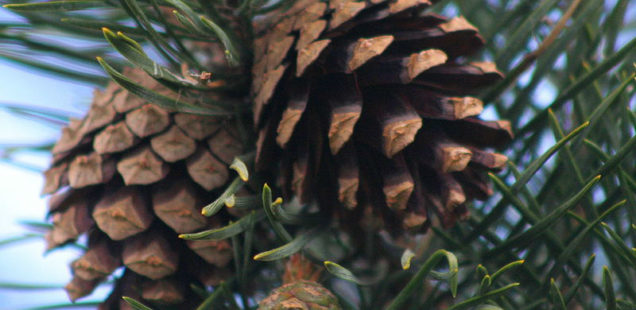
<box><xmin>42</xmin><ymin>68</ymin><xmax>242</xmax><ymax>307</ymax></box>
<box><xmin>259</xmin><ymin>254</ymin><xmax>340</xmax><ymax>310</ymax></box>
<box><xmin>259</xmin><ymin>280</ymin><xmax>342</xmax><ymax>310</ymax></box>
<box><xmin>252</xmin><ymin>0</ymin><xmax>512</xmax><ymax>233</ymax></box>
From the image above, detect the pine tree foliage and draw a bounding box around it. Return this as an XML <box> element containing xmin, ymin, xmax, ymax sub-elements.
<box><xmin>1</xmin><ymin>0</ymin><xmax>635</xmax><ymax>309</ymax></box>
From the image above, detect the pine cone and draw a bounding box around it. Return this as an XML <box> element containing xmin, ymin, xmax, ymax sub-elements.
<box><xmin>42</xmin><ymin>68</ymin><xmax>242</xmax><ymax>307</ymax></box>
<box><xmin>253</xmin><ymin>0</ymin><xmax>512</xmax><ymax>232</ymax></box>
<box><xmin>259</xmin><ymin>280</ymin><xmax>342</xmax><ymax>310</ymax></box>
<box><xmin>259</xmin><ymin>254</ymin><xmax>340</xmax><ymax>310</ymax></box>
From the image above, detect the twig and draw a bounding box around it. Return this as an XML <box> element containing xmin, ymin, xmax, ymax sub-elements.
<box><xmin>486</xmin><ymin>0</ymin><xmax>583</xmax><ymax>101</ymax></box>
<box><xmin>514</xmin><ymin>0</ymin><xmax>583</xmax><ymax>74</ymax></box>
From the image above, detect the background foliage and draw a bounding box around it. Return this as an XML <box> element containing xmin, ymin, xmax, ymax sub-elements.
<box><xmin>0</xmin><ymin>0</ymin><xmax>635</xmax><ymax>309</ymax></box>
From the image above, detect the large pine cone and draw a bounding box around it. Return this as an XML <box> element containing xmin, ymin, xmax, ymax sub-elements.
<box><xmin>253</xmin><ymin>0</ymin><xmax>512</xmax><ymax>232</ymax></box>
<box><xmin>42</xmin><ymin>68</ymin><xmax>244</xmax><ymax>307</ymax></box>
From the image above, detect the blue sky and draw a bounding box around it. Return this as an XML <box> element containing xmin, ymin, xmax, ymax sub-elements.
<box><xmin>0</xmin><ymin>61</ymin><xmax>115</xmax><ymax>308</ymax></box>
<box><xmin>0</xmin><ymin>9</ymin><xmax>111</xmax><ymax>307</ymax></box>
